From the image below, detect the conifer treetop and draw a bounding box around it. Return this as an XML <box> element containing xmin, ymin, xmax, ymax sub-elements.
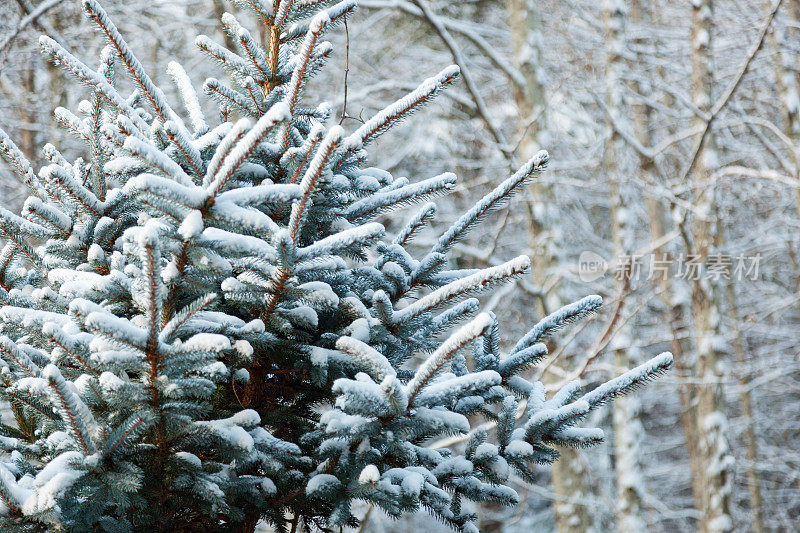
<box><xmin>0</xmin><ymin>1</ymin><xmax>672</xmax><ymax>531</ymax></box>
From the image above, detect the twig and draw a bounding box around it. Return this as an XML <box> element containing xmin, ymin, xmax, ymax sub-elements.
<box><xmin>594</xmin><ymin>92</ymin><xmax>654</xmax><ymax>160</ymax></box>
<box><xmin>355</xmin><ymin>504</ymin><xmax>373</xmax><ymax>533</ymax></box>
<box><xmin>0</xmin><ymin>0</ymin><xmax>66</xmax><ymax>58</ymax></box>
<box><xmin>678</xmin><ymin>0</ymin><xmax>783</xmax><ymax>183</ymax></box>
<box><xmin>339</xmin><ymin>18</ymin><xmax>350</xmax><ymax>125</ymax></box>
<box><xmin>407</xmin><ymin>0</ymin><xmax>512</xmax><ymax>163</ymax></box>
<box><xmin>358</xmin><ymin>0</ymin><xmax>526</xmax><ymax>91</ymax></box>
<box><xmin>597</xmin><ymin>0</ymin><xmax>783</xmax><ymax>175</ymax></box>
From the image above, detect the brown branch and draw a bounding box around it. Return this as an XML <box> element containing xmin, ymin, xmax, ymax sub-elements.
<box><xmin>339</xmin><ymin>18</ymin><xmax>351</xmax><ymax>125</ymax></box>
<box><xmin>264</xmin><ymin>0</ymin><xmax>282</xmax><ymax>95</ymax></box>
<box><xmin>48</xmin><ymin>380</ymin><xmax>92</xmax><ymax>454</ymax></box>
<box><xmin>85</xmin><ymin>12</ymin><xmax>165</xmax><ymax>122</ymax></box>
<box><xmin>164</xmin><ymin>129</ymin><xmax>204</xmax><ymax>178</ymax></box>
<box><xmin>104</xmin><ymin>416</ymin><xmax>145</xmax><ymax>455</ymax></box>
<box><xmin>0</xmin><ymin>0</ymin><xmax>66</xmax><ymax>59</ymax></box>
<box><xmin>407</xmin><ymin>0</ymin><xmax>511</xmax><ymax>163</ymax></box>
<box><xmin>679</xmin><ymin>0</ymin><xmax>783</xmax><ymax>183</ymax></box>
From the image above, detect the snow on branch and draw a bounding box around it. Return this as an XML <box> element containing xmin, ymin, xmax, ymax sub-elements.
<box><xmin>297</xmin><ymin>221</ymin><xmax>385</xmax><ymax>259</ymax></box>
<box><xmin>335</xmin><ymin>336</ymin><xmax>396</xmax><ymax>381</ymax></box>
<box><xmin>221</xmin><ymin>13</ymin><xmax>273</xmax><ymax>81</ymax></box>
<box><xmin>166</xmin><ymin>61</ymin><xmax>206</xmax><ymax>135</ymax></box>
<box><xmin>433</xmin><ymin>150</ymin><xmax>549</xmax><ymax>255</ymax></box>
<box><xmin>43</xmin><ymin>364</ymin><xmax>98</xmax><ymax>455</ymax></box>
<box><xmin>342</xmin><ymin>65</ymin><xmax>460</xmax><ymax>153</ymax></box>
<box><xmin>0</xmin><ymin>336</ymin><xmax>42</xmax><ymax>378</ymax></box>
<box><xmin>394</xmin><ymin>255</ymin><xmax>531</xmax><ymax>323</ymax></box>
<box><xmin>579</xmin><ymin>352</ymin><xmax>674</xmax><ymax>409</ymax></box>
<box><xmin>122</xmin><ymin>136</ymin><xmax>194</xmax><ymax>187</ymax></box>
<box><xmin>281</xmin><ymin>0</ymin><xmax>357</xmax><ymax>43</ymax></box>
<box><xmin>289</xmin><ymin>126</ymin><xmax>343</xmax><ymax>240</ymax></box>
<box><xmin>231</xmin><ymin>0</ymin><xmax>274</xmax><ymax>26</ymax></box>
<box><xmin>39</xmin><ymin>164</ymin><xmax>105</xmax><ymax>216</ymax></box>
<box><xmin>40</xmin><ymin>36</ymin><xmax>150</xmax><ymax>133</ymax></box>
<box><xmin>393</xmin><ymin>202</ymin><xmax>436</xmax><ymax>246</ymax></box>
<box><xmin>346</xmin><ymin>173</ymin><xmax>456</xmax><ymax>222</ymax></box>
<box><xmin>207</xmin><ymin>103</ymin><xmax>290</xmax><ymax>197</ymax></box>
<box><xmin>0</xmin><ymin>128</ymin><xmax>43</xmax><ymax>196</ymax></box>
<box><xmin>82</xmin><ymin>0</ymin><xmax>178</xmax><ymax>124</ymax></box>
<box><xmin>280</xmin><ymin>12</ymin><xmax>330</xmax><ymax>149</ymax></box>
<box><xmin>510</xmin><ymin>295</ymin><xmax>603</xmax><ymax>355</ymax></box>
<box><xmin>163</xmin><ymin>121</ymin><xmax>204</xmax><ymax>179</ymax></box>
<box><xmin>406</xmin><ymin>313</ymin><xmax>493</xmax><ymax>402</ymax></box>
<box><xmin>203</xmin><ymin>120</ymin><xmax>248</xmax><ymax>187</ymax></box>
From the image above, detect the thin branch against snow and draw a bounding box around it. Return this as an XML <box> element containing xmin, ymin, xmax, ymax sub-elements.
<box><xmin>0</xmin><ymin>0</ymin><xmax>66</xmax><ymax>58</ymax></box>
<box><xmin>679</xmin><ymin>0</ymin><xmax>784</xmax><ymax>183</ymax></box>
<box><xmin>405</xmin><ymin>0</ymin><xmax>512</xmax><ymax>162</ymax></box>
<box><xmin>358</xmin><ymin>0</ymin><xmax>526</xmax><ymax>90</ymax></box>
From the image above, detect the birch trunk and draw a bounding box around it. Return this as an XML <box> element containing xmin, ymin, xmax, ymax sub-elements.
<box><xmin>505</xmin><ymin>1</ymin><xmax>593</xmax><ymax>531</ymax></box>
<box><xmin>689</xmin><ymin>1</ymin><xmax>734</xmax><ymax>531</ymax></box>
<box><xmin>636</xmin><ymin>0</ymin><xmax>706</xmax><ymax>522</ymax></box>
<box><xmin>720</xmin><ymin>226</ymin><xmax>763</xmax><ymax>533</ymax></box>
<box><xmin>604</xmin><ymin>2</ymin><xmax>646</xmax><ymax>531</ymax></box>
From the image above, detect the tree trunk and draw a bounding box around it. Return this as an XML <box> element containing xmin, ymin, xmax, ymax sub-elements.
<box><xmin>722</xmin><ymin>238</ymin><xmax>763</xmax><ymax>533</ymax></box>
<box><xmin>19</xmin><ymin>68</ymin><xmax>36</xmax><ymax>161</ymax></box>
<box><xmin>634</xmin><ymin>1</ymin><xmax>706</xmax><ymax>521</ymax></box>
<box><xmin>604</xmin><ymin>2</ymin><xmax>646</xmax><ymax>531</ymax></box>
<box><xmin>505</xmin><ymin>1</ymin><xmax>594</xmax><ymax>531</ymax></box>
<box><xmin>689</xmin><ymin>2</ymin><xmax>734</xmax><ymax>531</ymax></box>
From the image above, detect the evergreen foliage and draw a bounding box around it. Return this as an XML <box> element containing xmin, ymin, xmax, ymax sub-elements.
<box><xmin>0</xmin><ymin>1</ymin><xmax>672</xmax><ymax>531</ymax></box>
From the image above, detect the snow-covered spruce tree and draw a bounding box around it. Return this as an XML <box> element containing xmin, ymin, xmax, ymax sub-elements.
<box><xmin>0</xmin><ymin>1</ymin><xmax>672</xmax><ymax>531</ymax></box>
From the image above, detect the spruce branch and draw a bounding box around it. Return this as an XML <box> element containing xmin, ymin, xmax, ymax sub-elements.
<box><xmin>160</xmin><ymin>293</ymin><xmax>218</xmax><ymax>342</ymax></box>
<box><xmin>203</xmin><ymin>120</ymin><xmax>249</xmax><ymax>187</ymax></box>
<box><xmin>579</xmin><ymin>352</ymin><xmax>674</xmax><ymax>409</ymax></box>
<box><xmin>208</xmin><ymin>103</ymin><xmax>290</xmax><ymax>197</ymax></box>
<box><xmin>39</xmin><ymin>163</ymin><xmax>104</xmax><ymax>216</ymax></box>
<box><xmin>231</xmin><ymin>0</ymin><xmax>274</xmax><ymax>27</ymax></box>
<box><xmin>221</xmin><ymin>12</ymin><xmax>274</xmax><ymax>82</ymax></box>
<box><xmin>39</xmin><ymin>35</ymin><xmax>148</xmax><ymax>131</ymax></box>
<box><xmin>0</xmin><ymin>337</ymin><xmax>42</xmax><ymax>378</ymax></box>
<box><xmin>433</xmin><ymin>150</ymin><xmax>549</xmax><ymax>255</ymax></box>
<box><xmin>406</xmin><ymin>313</ymin><xmax>493</xmax><ymax>403</ymax></box>
<box><xmin>166</xmin><ymin>61</ymin><xmax>207</xmax><ymax>135</ymax></box>
<box><xmin>197</xmin><ymin>36</ymin><xmax>263</xmax><ymax>86</ymax></box>
<box><xmin>280</xmin><ymin>12</ymin><xmax>330</xmax><ymax>150</ymax></box>
<box><xmin>203</xmin><ymin>77</ymin><xmax>262</xmax><ymax>116</ymax></box>
<box><xmin>345</xmin><ymin>173</ymin><xmax>456</xmax><ymax>223</ymax></box>
<box><xmin>510</xmin><ymin>295</ymin><xmax>603</xmax><ymax>355</ymax></box>
<box><xmin>43</xmin><ymin>364</ymin><xmax>97</xmax><ymax>455</ymax></box>
<box><xmin>339</xmin><ymin>65</ymin><xmax>460</xmax><ymax>158</ymax></box>
<box><xmin>122</xmin><ymin>135</ymin><xmax>194</xmax><ymax>187</ymax></box>
<box><xmin>163</xmin><ymin>121</ymin><xmax>204</xmax><ymax>180</ymax></box>
<box><xmin>82</xmin><ymin>0</ymin><xmax>178</xmax><ymax>124</ymax></box>
<box><xmin>102</xmin><ymin>411</ymin><xmax>154</xmax><ymax>456</ymax></box>
<box><xmin>335</xmin><ymin>336</ymin><xmax>396</xmax><ymax>381</ymax></box>
<box><xmin>289</xmin><ymin>126</ymin><xmax>343</xmax><ymax>240</ymax></box>
<box><xmin>285</xmin><ymin>122</ymin><xmax>324</xmax><ymax>184</ymax></box>
<box><xmin>281</xmin><ymin>0</ymin><xmax>357</xmax><ymax>43</ymax></box>
<box><xmin>393</xmin><ymin>202</ymin><xmax>436</xmax><ymax>247</ymax></box>
<box><xmin>394</xmin><ymin>255</ymin><xmax>531</xmax><ymax>323</ymax></box>
<box><xmin>0</xmin><ymin>127</ymin><xmax>44</xmax><ymax>196</ymax></box>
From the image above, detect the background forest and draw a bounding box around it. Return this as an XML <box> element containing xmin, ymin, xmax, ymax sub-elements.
<box><xmin>1</xmin><ymin>0</ymin><xmax>797</xmax><ymax>531</ymax></box>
